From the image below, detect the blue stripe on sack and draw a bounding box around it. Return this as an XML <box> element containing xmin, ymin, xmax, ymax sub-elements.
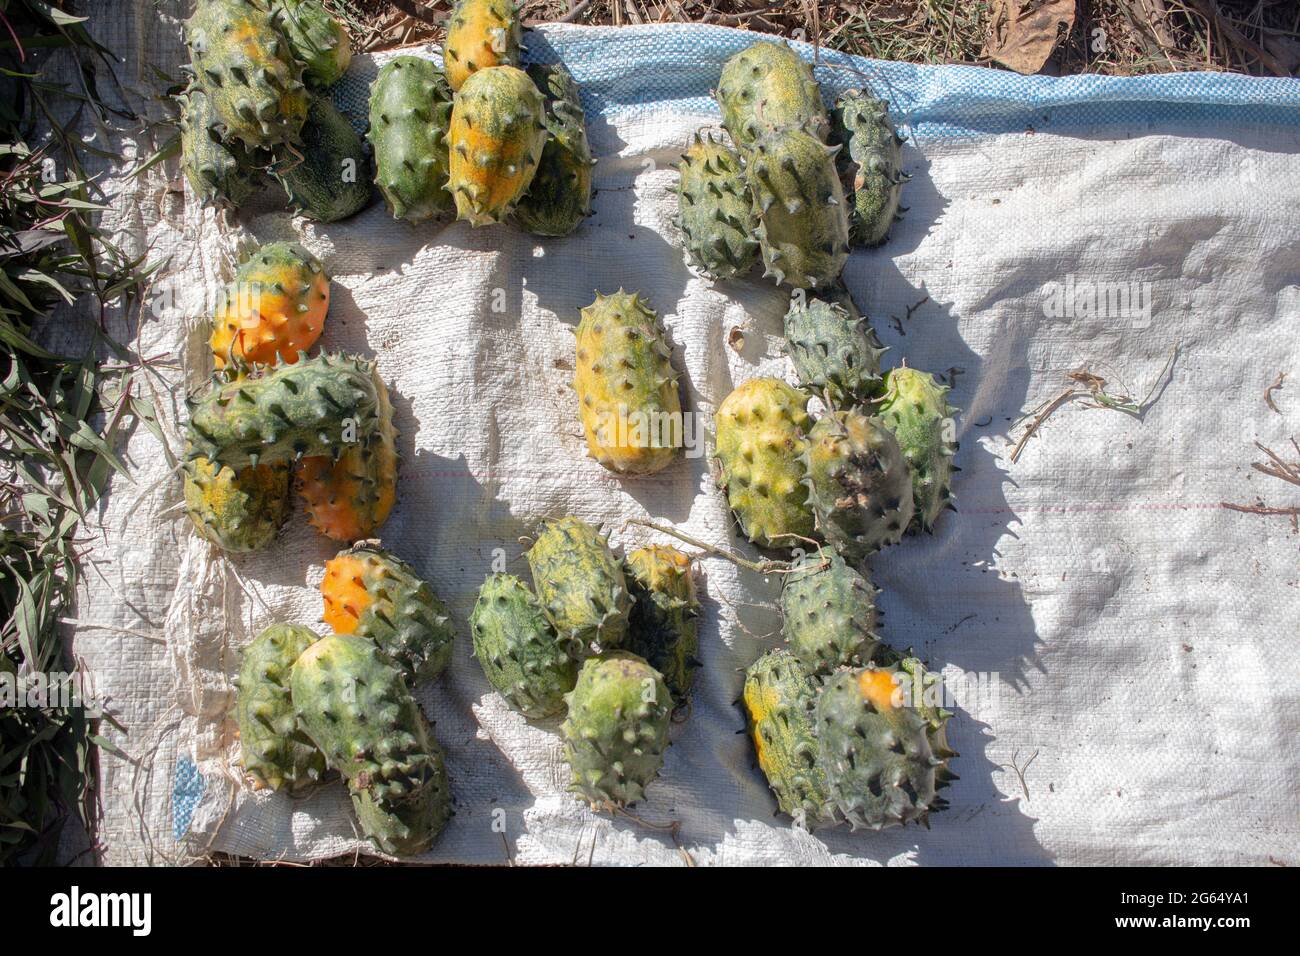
<box><xmin>519</xmin><ymin>23</ymin><xmax>1300</xmax><ymax>141</ymax></box>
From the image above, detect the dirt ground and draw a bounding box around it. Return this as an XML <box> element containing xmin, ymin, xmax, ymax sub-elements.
<box><xmin>326</xmin><ymin>0</ymin><xmax>1300</xmax><ymax>76</ymax></box>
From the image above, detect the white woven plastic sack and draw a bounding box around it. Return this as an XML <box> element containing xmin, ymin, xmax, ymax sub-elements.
<box><xmin>68</xmin><ymin>4</ymin><xmax>1298</xmax><ymax>865</ymax></box>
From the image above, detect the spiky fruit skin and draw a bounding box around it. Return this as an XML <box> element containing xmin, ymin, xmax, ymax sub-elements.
<box><xmin>815</xmin><ymin>660</ymin><xmax>956</xmax><ymax>829</ymax></box>
<box><xmin>183</xmin><ymin>455</ymin><xmax>290</xmax><ymax>552</ymax></box>
<box><xmin>237</xmin><ymin>624</ymin><xmax>326</xmax><ymax>792</ymax></box>
<box><xmin>877</xmin><ymin>367</ymin><xmax>958</xmax><ymax>533</ymax></box>
<box><xmin>186</xmin><ymin>352</ymin><xmax>383</xmax><ymax>471</ymax></box>
<box><xmin>294</xmin><ymin>364</ymin><xmax>397</xmax><ymax>541</ymax></box>
<box><xmin>443</xmin><ymin>0</ymin><xmax>523</xmax><ymax>92</ymax></box>
<box><xmin>675</xmin><ymin>133</ymin><xmax>759</xmax><ymax>279</ymax></box>
<box><xmin>273</xmin><ymin>94</ymin><xmax>372</xmax><ymax>222</ymax></box>
<box><xmin>185</xmin><ymin>0</ymin><xmax>309</xmax><ymax>150</ymax></box>
<box><xmin>322</xmin><ymin>545</ymin><xmax>455</xmax><ymax>683</ymax></box>
<box><xmin>470</xmin><ymin>574</ymin><xmax>577</xmax><ymax>718</ymax></box>
<box><xmin>714</xmin><ymin>378</ymin><xmax>816</xmax><ymax>550</ymax></box>
<box><xmin>742</xmin><ymin>649</ymin><xmax>835</xmax><ymax>827</ymax></box>
<box><xmin>514</xmin><ymin>63</ymin><xmax>593</xmax><ymax>237</ymax></box>
<box><xmin>748</xmin><ymin>127</ymin><xmax>851</xmax><ymax>290</ymax></box>
<box><xmin>573</xmin><ymin>290</ymin><xmax>682</xmax><ymax>476</ymax></box>
<box><xmin>210</xmin><ymin>241</ymin><xmax>329</xmax><ymax>368</ymax></box>
<box><xmin>290</xmin><ymin>634</ymin><xmax>452</xmax><ymax>855</ymax></box>
<box><xmin>625</xmin><ymin>546</ymin><xmax>700</xmax><ymax>710</ymax></box>
<box><xmin>447</xmin><ymin>65</ymin><xmax>546</xmax><ymax>226</ymax></box>
<box><xmin>802</xmin><ymin>409</ymin><xmax>913</xmax><ymax>564</ymax></box>
<box><xmin>526</xmin><ymin>517</ymin><xmax>631</xmax><ymax>654</ymax></box>
<box><xmin>271</xmin><ymin>0</ymin><xmax>352</xmax><ymax>89</ymax></box>
<box><xmin>833</xmin><ymin>90</ymin><xmax>906</xmax><ymax>248</ymax></box>
<box><xmin>561</xmin><ymin>652</ymin><xmax>671</xmax><ymax>809</ymax></box>
<box><xmin>716</xmin><ymin>41</ymin><xmax>829</xmax><ymax>153</ymax></box>
<box><xmin>178</xmin><ymin>86</ymin><xmax>262</xmax><ymax>210</ymax></box>
<box><xmin>780</xmin><ymin>548</ymin><xmax>880</xmax><ymax>675</ymax></box>
<box><xmin>783</xmin><ymin>292</ymin><xmax>886</xmax><ymax>406</ymax></box>
<box><xmin>367</xmin><ymin>56</ymin><xmax>455</xmax><ymax>222</ymax></box>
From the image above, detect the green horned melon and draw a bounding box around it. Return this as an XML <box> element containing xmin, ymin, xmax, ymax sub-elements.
<box><xmin>185</xmin><ymin>0</ymin><xmax>309</xmax><ymax>150</ymax></box>
<box><xmin>748</xmin><ymin>126</ymin><xmax>851</xmax><ymax>290</ymax></box>
<box><xmin>675</xmin><ymin>132</ymin><xmax>759</xmax><ymax>280</ymax></box>
<box><xmin>447</xmin><ymin>65</ymin><xmax>547</xmax><ymax>226</ymax></box>
<box><xmin>177</xmin><ymin>85</ymin><xmax>264</xmax><ymax>210</ymax></box>
<box><xmin>184</xmin><ymin>353</ymin><xmax>384</xmax><ymax>472</ymax></box>
<box><xmin>271</xmin><ymin>0</ymin><xmax>352</xmax><ymax>89</ymax></box>
<box><xmin>742</xmin><ymin>648</ymin><xmax>835</xmax><ymax>827</ymax></box>
<box><xmin>877</xmin><ymin>366</ymin><xmax>959</xmax><ymax>533</ymax></box>
<box><xmin>291</xmin><ymin>634</ymin><xmax>452</xmax><ymax>855</ymax></box>
<box><xmin>470</xmin><ymin>573</ymin><xmax>577</xmax><ymax>718</ymax></box>
<box><xmin>236</xmin><ymin>623</ymin><xmax>326</xmax><ymax>792</ymax></box>
<box><xmin>815</xmin><ymin>659</ymin><xmax>957</xmax><ymax>830</ymax></box>
<box><xmin>715</xmin><ymin>40</ymin><xmax>829</xmax><ymax>153</ymax></box>
<box><xmin>783</xmin><ymin>288</ymin><xmax>886</xmax><ymax>406</ymax></box>
<box><xmin>802</xmin><ymin>408</ymin><xmax>913</xmax><ymax>564</ymax></box>
<box><xmin>625</xmin><ymin>545</ymin><xmax>700</xmax><ymax>711</ymax></box>
<box><xmin>561</xmin><ymin>652</ymin><xmax>672</xmax><ymax>809</ymax></box>
<box><xmin>183</xmin><ymin>455</ymin><xmax>291</xmax><ymax>552</ymax></box>
<box><xmin>367</xmin><ymin>56</ymin><xmax>455</xmax><ymax>222</ymax></box>
<box><xmin>780</xmin><ymin>547</ymin><xmax>880</xmax><ymax>674</ymax></box>
<box><xmin>714</xmin><ymin>377</ymin><xmax>816</xmax><ymax>550</ymax></box>
<box><xmin>573</xmin><ymin>290</ymin><xmax>682</xmax><ymax>476</ymax></box>
<box><xmin>273</xmin><ymin>93</ymin><xmax>372</xmax><ymax>222</ymax></box>
<box><xmin>526</xmin><ymin>516</ymin><xmax>632</xmax><ymax>654</ymax></box>
<box><xmin>321</xmin><ymin>544</ymin><xmax>456</xmax><ymax>684</ymax></box>
<box><xmin>514</xmin><ymin>63</ymin><xmax>594</xmax><ymax>237</ymax></box>
<box><xmin>833</xmin><ymin>89</ymin><xmax>908</xmax><ymax>247</ymax></box>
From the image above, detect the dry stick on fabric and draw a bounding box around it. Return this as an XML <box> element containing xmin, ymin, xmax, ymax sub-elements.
<box><xmin>612</xmin><ymin>807</ymin><xmax>695</xmax><ymax>867</ymax></box>
<box><xmin>1222</xmin><ymin>439</ymin><xmax>1300</xmax><ymax>532</ymax></box>
<box><xmin>622</xmin><ymin>519</ymin><xmax>803</xmax><ymax>575</ymax></box>
<box><xmin>998</xmin><ymin>748</ymin><xmax>1039</xmax><ymax>801</ymax></box>
<box><xmin>1009</xmin><ymin>346</ymin><xmax>1177</xmax><ymax>463</ymax></box>
<box><xmin>1264</xmin><ymin>371</ymin><xmax>1286</xmax><ymax>414</ymax></box>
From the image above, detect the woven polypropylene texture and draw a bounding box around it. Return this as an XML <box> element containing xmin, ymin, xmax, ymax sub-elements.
<box><xmin>69</xmin><ymin>11</ymin><xmax>1299</xmax><ymax>866</ymax></box>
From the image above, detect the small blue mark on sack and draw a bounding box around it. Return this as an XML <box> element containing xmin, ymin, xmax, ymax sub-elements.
<box><xmin>173</xmin><ymin>756</ymin><xmax>206</xmax><ymax>841</ymax></box>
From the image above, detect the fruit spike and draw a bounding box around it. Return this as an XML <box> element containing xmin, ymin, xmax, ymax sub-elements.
<box><xmin>624</xmin><ymin>545</ymin><xmax>701</xmax><ymax>710</ymax></box>
<box><xmin>295</xmin><ymin>366</ymin><xmax>397</xmax><ymax>542</ymax></box>
<box><xmin>742</xmin><ymin>648</ymin><xmax>835</xmax><ymax>826</ymax></box>
<box><xmin>321</xmin><ymin>543</ymin><xmax>456</xmax><ymax>684</ymax></box>
<box><xmin>447</xmin><ymin>65</ymin><xmax>547</xmax><ymax>227</ymax></box>
<box><xmin>877</xmin><ymin>365</ymin><xmax>959</xmax><ymax>533</ymax></box>
<box><xmin>470</xmin><ymin>573</ymin><xmax>577</xmax><ymax>718</ymax></box>
<box><xmin>290</xmin><ymin>633</ymin><xmax>452</xmax><ymax>855</ymax></box>
<box><xmin>270</xmin><ymin>0</ymin><xmax>352</xmax><ymax>89</ymax></box>
<box><xmin>526</xmin><ymin>516</ymin><xmax>632</xmax><ymax>654</ymax></box>
<box><xmin>801</xmin><ymin>408</ymin><xmax>914</xmax><ymax>564</ymax></box>
<box><xmin>783</xmin><ymin>286</ymin><xmax>887</xmax><ymax>407</ymax></box>
<box><xmin>185</xmin><ymin>0</ymin><xmax>309</xmax><ymax>150</ymax></box>
<box><xmin>514</xmin><ymin>62</ymin><xmax>595</xmax><ymax>237</ymax></box>
<box><xmin>182</xmin><ymin>455</ymin><xmax>291</xmax><ymax>553</ymax></box>
<box><xmin>367</xmin><ymin>56</ymin><xmax>455</xmax><ymax>222</ymax></box>
<box><xmin>674</xmin><ymin>132</ymin><xmax>759</xmax><ymax>280</ymax></box>
<box><xmin>780</xmin><ymin>548</ymin><xmax>880</xmax><ymax>674</ymax></box>
<box><xmin>177</xmin><ymin>85</ymin><xmax>263</xmax><ymax>211</ymax></box>
<box><xmin>237</xmin><ymin>623</ymin><xmax>327</xmax><ymax>793</ymax></box>
<box><xmin>832</xmin><ymin>89</ymin><xmax>909</xmax><ymax>247</ymax></box>
<box><xmin>443</xmin><ymin>0</ymin><xmax>523</xmax><ymax>92</ymax></box>
<box><xmin>210</xmin><ymin>241</ymin><xmax>329</xmax><ymax>368</ymax></box>
<box><xmin>560</xmin><ymin>652</ymin><xmax>672</xmax><ymax>809</ymax></box>
<box><xmin>573</xmin><ymin>289</ymin><xmax>682</xmax><ymax>476</ymax></box>
<box><xmin>748</xmin><ymin>126</ymin><xmax>851</xmax><ymax>290</ymax></box>
<box><xmin>713</xmin><ymin>377</ymin><xmax>817</xmax><ymax>550</ymax></box>
<box><xmin>272</xmin><ymin>93</ymin><xmax>372</xmax><ymax>222</ymax></box>
<box><xmin>184</xmin><ymin>351</ymin><xmax>384</xmax><ymax>472</ymax></box>
<box><xmin>815</xmin><ymin>658</ymin><xmax>957</xmax><ymax>830</ymax></box>
<box><xmin>715</xmin><ymin>40</ymin><xmax>829</xmax><ymax>153</ymax></box>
